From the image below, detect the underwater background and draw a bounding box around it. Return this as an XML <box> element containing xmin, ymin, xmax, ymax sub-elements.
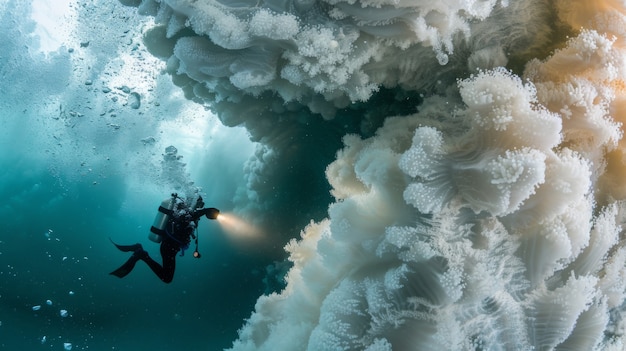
<box><xmin>4</xmin><ymin>0</ymin><xmax>626</xmax><ymax>350</ymax></box>
<box><xmin>0</xmin><ymin>1</ymin><xmax>287</xmax><ymax>350</ymax></box>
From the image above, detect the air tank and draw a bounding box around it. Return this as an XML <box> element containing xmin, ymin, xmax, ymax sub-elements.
<box><xmin>149</xmin><ymin>195</ymin><xmax>177</xmax><ymax>243</ymax></box>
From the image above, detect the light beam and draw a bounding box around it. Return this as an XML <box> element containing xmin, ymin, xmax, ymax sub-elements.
<box><xmin>216</xmin><ymin>212</ymin><xmax>263</xmax><ymax>240</ymax></box>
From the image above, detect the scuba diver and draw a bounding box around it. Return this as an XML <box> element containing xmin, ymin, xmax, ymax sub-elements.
<box><xmin>110</xmin><ymin>193</ymin><xmax>219</xmax><ymax>283</ymax></box>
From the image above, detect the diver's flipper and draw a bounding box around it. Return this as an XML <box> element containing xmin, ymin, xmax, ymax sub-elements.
<box><xmin>109</xmin><ymin>238</ymin><xmax>143</xmax><ymax>253</ymax></box>
<box><xmin>110</xmin><ymin>255</ymin><xmax>140</xmax><ymax>278</ymax></box>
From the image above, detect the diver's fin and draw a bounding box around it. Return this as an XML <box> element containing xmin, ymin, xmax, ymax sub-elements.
<box><xmin>109</xmin><ymin>238</ymin><xmax>143</xmax><ymax>253</ymax></box>
<box><xmin>110</xmin><ymin>255</ymin><xmax>140</xmax><ymax>278</ymax></box>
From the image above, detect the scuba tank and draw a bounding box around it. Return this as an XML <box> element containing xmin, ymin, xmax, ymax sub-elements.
<box><xmin>149</xmin><ymin>193</ymin><xmax>178</xmax><ymax>243</ymax></box>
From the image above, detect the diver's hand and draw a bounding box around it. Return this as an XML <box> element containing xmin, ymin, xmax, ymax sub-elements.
<box><xmin>205</xmin><ymin>208</ymin><xmax>220</xmax><ymax>220</ymax></box>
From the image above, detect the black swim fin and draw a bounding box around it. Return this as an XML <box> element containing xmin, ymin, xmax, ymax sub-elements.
<box><xmin>110</xmin><ymin>238</ymin><xmax>143</xmax><ymax>253</ymax></box>
<box><xmin>110</xmin><ymin>254</ymin><xmax>141</xmax><ymax>278</ymax></box>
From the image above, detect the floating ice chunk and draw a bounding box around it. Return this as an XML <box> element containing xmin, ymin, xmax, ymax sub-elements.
<box><xmin>60</xmin><ymin>309</ymin><xmax>69</xmax><ymax>317</ymax></box>
<box><xmin>128</xmin><ymin>92</ymin><xmax>141</xmax><ymax>109</ymax></box>
<box><xmin>141</xmin><ymin>136</ymin><xmax>156</xmax><ymax>145</ymax></box>
<box><xmin>165</xmin><ymin>145</ymin><xmax>177</xmax><ymax>155</ymax></box>
<box><xmin>32</xmin><ymin>305</ymin><xmax>41</xmax><ymax>311</ymax></box>
<box><xmin>64</xmin><ymin>342</ymin><xmax>72</xmax><ymax>350</ymax></box>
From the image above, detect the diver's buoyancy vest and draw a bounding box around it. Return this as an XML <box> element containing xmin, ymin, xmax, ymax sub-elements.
<box><xmin>149</xmin><ymin>197</ymin><xmax>176</xmax><ymax>243</ymax></box>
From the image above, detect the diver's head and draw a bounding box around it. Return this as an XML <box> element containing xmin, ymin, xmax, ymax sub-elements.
<box><xmin>173</xmin><ymin>197</ymin><xmax>191</xmax><ymax>217</ymax></box>
<box><xmin>175</xmin><ymin>198</ymin><xmax>188</xmax><ymax>210</ymax></box>
<box><xmin>195</xmin><ymin>196</ymin><xmax>205</xmax><ymax>209</ymax></box>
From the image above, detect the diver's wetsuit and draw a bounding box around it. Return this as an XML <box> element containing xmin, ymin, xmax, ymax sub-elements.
<box><xmin>110</xmin><ymin>206</ymin><xmax>218</xmax><ymax>283</ymax></box>
<box><xmin>140</xmin><ymin>233</ymin><xmax>182</xmax><ymax>284</ymax></box>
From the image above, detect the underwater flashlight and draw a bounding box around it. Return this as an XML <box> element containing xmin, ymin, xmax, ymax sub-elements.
<box><xmin>193</xmin><ymin>250</ymin><xmax>201</xmax><ymax>258</ymax></box>
<box><xmin>206</xmin><ymin>207</ymin><xmax>220</xmax><ymax>220</ymax></box>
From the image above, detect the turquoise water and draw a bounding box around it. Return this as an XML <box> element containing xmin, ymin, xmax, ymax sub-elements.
<box><xmin>0</xmin><ymin>155</ymin><xmax>275</xmax><ymax>350</ymax></box>
<box><xmin>0</xmin><ymin>2</ymin><xmax>286</xmax><ymax>349</ymax></box>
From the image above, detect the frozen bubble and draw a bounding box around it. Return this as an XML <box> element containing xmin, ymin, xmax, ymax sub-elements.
<box><xmin>64</xmin><ymin>342</ymin><xmax>72</xmax><ymax>350</ymax></box>
<box><xmin>46</xmin><ymin>300</ymin><xmax>52</xmax><ymax>305</ymax></box>
<box><xmin>32</xmin><ymin>305</ymin><xmax>41</xmax><ymax>311</ymax></box>
<box><xmin>60</xmin><ymin>309</ymin><xmax>69</xmax><ymax>317</ymax></box>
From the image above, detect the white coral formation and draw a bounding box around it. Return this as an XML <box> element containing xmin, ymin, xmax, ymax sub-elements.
<box><xmin>227</xmin><ymin>7</ymin><xmax>626</xmax><ymax>351</ymax></box>
<box><xmin>400</xmin><ymin>68</ymin><xmax>565</xmax><ymax>217</ymax></box>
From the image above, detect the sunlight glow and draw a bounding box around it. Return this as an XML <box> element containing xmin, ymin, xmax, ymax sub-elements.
<box><xmin>31</xmin><ymin>0</ymin><xmax>75</xmax><ymax>53</ymax></box>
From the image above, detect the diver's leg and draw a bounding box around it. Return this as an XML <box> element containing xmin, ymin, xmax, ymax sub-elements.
<box><xmin>138</xmin><ymin>241</ymin><xmax>178</xmax><ymax>283</ymax></box>
<box><xmin>159</xmin><ymin>241</ymin><xmax>177</xmax><ymax>283</ymax></box>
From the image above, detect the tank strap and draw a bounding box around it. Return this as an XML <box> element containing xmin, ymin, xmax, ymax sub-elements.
<box><xmin>150</xmin><ymin>226</ymin><xmax>166</xmax><ymax>236</ymax></box>
<box><xmin>158</xmin><ymin>205</ymin><xmax>174</xmax><ymax>216</ymax></box>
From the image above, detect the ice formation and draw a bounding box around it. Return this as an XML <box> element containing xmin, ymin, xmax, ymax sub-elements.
<box><xmin>120</xmin><ymin>0</ymin><xmax>626</xmax><ymax>350</ymax></box>
<box><xmin>135</xmin><ymin>0</ymin><xmax>553</xmax><ymax>121</ymax></box>
<box><xmin>127</xmin><ymin>0</ymin><xmax>559</xmax><ymax>249</ymax></box>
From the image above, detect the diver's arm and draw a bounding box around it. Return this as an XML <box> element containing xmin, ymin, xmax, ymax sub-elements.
<box><xmin>193</xmin><ymin>207</ymin><xmax>220</xmax><ymax>220</ymax></box>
